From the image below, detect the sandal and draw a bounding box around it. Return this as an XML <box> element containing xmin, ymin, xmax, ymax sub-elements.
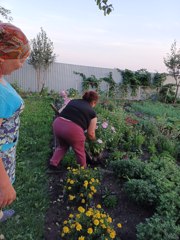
<box><xmin>0</xmin><ymin>209</ymin><xmax>15</xmax><ymax>222</ymax></box>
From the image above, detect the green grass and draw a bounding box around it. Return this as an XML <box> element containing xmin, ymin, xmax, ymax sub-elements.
<box><xmin>0</xmin><ymin>96</ymin><xmax>54</xmax><ymax>240</ymax></box>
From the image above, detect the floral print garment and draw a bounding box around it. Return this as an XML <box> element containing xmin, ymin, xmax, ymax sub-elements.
<box><xmin>0</xmin><ymin>104</ymin><xmax>24</xmax><ymax>184</ymax></box>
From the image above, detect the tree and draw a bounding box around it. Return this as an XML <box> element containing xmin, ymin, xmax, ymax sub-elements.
<box><xmin>0</xmin><ymin>6</ymin><xmax>12</xmax><ymax>22</ymax></box>
<box><xmin>95</xmin><ymin>0</ymin><xmax>113</xmax><ymax>15</ymax></box>
<box><xmin>164</xmin><ymin>40</ymin><xmax>180</xmax><ymax>103</ymax></box>
<box><xmin>28</xmin><ymin>27</ymin><xmax>56</xmax><ymax>92</ymax></box>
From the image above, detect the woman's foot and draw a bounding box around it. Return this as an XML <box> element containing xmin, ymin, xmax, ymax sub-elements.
<box><xmin>0</xmin><ymin>209</ymin><xmax>15</xmax><ymax>222</ymax></box>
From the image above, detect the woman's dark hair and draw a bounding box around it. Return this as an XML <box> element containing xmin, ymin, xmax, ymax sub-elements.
<box><xmin>82</xmin><ymin>91</ymin><xmax>99</xmax><ymax>103</ymax></box>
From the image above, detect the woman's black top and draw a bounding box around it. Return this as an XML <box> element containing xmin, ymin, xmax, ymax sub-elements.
<box><xmin>59</xmin><ymin>99</ymin><xmax>96</xmax><ymax>130</ymax></box>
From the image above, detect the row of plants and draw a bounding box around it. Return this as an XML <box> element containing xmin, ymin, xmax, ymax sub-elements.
<box><xmin>61</xmin><ymin>166</ymin><xmax>122</xmax><ymax>239</ymax></box>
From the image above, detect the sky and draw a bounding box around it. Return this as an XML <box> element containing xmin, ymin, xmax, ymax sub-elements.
<box><xmin>1</xmin><ymin>0</ymin><xmax>180</xmax><ymax>73</ymax></box>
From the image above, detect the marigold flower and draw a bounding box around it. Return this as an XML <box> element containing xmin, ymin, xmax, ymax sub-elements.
<box><xmin>81</xmin><ymin>199</ymin><xmax>85</xmax><ymax>203</ymax></box>
<box><xmin>93</xmin><ymin>219</ymin><xmax>100</xmax><ymax>226</ymax></box>
<box><xmin>78</xmin><ymin>236</ymin><xmax>85</xmax><ymax>240</ymax></box>
<box><xmin>109</xmin><ymin>231</ymin><xmax>116</xmax><ymax>239</ymax></box>
<box><xmin>88</xmin><ymin>193</ymin><xmax>92</xmax><ymax>198</ymax></box>
<box><xmin>107</xmin><ymin>217</ymin><xmax>112</xmax><ymax>223</ymax></box>
<box><xmin>87</xmin><ymin>228</ymin><xmax>93</xmax><ymax>234</ymax></box>
<box><xmin>69</xmin><ymin>195</ymin><xmax>75</xmax><ymax>200</ymax></box>
<box><xmin>96</xmin><ymin>204</ymin><xmax>101</xmax><ymax>208</ymax></box>
<box><xmin>69</xmin><ymin>214</ymin><xmax>74</xmax><ymax>218</ymax></box>
<box><xmin>117</xmin><ymin>223</ymin><xmax>122</xmax><ymax>228</ymax></box>
<box><xmin>63</xmin><ymin>220</ymin><xmax>67</xmax><ymax>224</ymax></box>
<box><xmin>70</xmin><ymin>180</ymin><xmax>75</xmax><ymax>184</ymax></box>
<box><xmin>78</xmin><ymin>206</ymin><xmax>85</xmax><ymax>213</ymax></box>
<box><xmin>63</xmin><ymin>226</ymin><xmax>70</xmax><ymax>233</ymax></box>
<box><xmin>86</xmin><ymin>210</ymin><xmax>92</xmax><ymax>217</ymax></box>
<box><xmin>76</xmin><ymin>223</ymin><xmax>82</xmax><ymax>231</ymax></box>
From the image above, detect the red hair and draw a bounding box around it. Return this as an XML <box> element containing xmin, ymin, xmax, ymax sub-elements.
<box><xmin>82</xmin><ymin>91</ymin><xmax>99</xmax><ymax>103</ymax></box>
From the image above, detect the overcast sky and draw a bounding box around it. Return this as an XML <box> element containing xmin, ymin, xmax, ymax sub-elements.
<box><xmin>2</xmin><ymin>0</ymin><xmax>180</xmax><ymax>73</ymax></box>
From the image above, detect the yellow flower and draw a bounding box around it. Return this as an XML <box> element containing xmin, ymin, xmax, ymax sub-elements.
<box><xmin>93</xmin><ymin>219</ymin><xmax>99</xmax><ymax>226</ymax></box>
<box><xmin>91</xmin><ymin>178</ymin><xmax>95</xmax><ymax>182</ymax></box>
<box><xmin>67</xmin><ymin>178</ymin><xmax>71</xmax><ymax>183</ymax></box>
<box><xmin>68</xmin><ymin>186</ymin><xmax>72</xmax><ymax>190</ymax></box>
<box><xmin>88</xmin><ymin>193</ymin><xmax>92</xmax><ymax>198</ymax></box>
<box><xmin>76</xmin><ymin>223</ymin><xmax>82</xmax><ymax>231</ymax></box>
<box><xmin>76</xmin><ymin>214</ymin><xmax>80</xmax><ymax>218</ymax></box>
<box><xmin>107</xmin><ymin>217</ymin><xmax>112</xmax><ymax>223</ymax></box>
<box><xmin>80</xmin><ymin>193</ymin><xmax>84</xmax><ymax>197</ymax></box>
<box><xmin>78</xmin><ymin>236</ymin><xmax>85</xmax><ymax>240</ymax></box>
<box><xmin>83</xmin><ymin>180</ymin><xmax>88</xmax><ymax>188</ymax></box>
<box><xmin>109</xmin><ymin>231</ymin><xmax>116</xmax><ymax>239</ymax></box>
<box><xmin>96</xmin><ymin>204</ymin><xmax>101</xmax><ymax>209</ymax></box>
<box><xmin>78</xmin><ymin>206</ymin><xmax>85</xmax><ymax>213</ymax></box>
<box><xmin>70</xmin><ymin>180</ymin><xmax>75</xmax><ymax>184</ymax></box>
<box><xmin>101</xmin><ymin>224</ymin><xmax>106</xmax><ymax>229</ymax></box>
<box><xmin>81</xmin><ymin>199</ymin><xmax>85</xmax><ymax>203</ymax></box>
<box><xmin>63</xmin><ymin>226</ymin><xmax>70</xmax><ymax>233</ymax></box>
<box><xmin>69</xmin><ymin>195</ymin><xmax>75</xmax><ymax>200</ymax></box>
<box><xmin>67</xmin><ymin>167</ymin><xmax>71</xmax><ymax>170</ymax></box>
<box><xmin>90</xmin><ymin>186</ymin><xmax>95</xmax><ymax>191</ymax></box>
<box><xmin>117</xmin><ymin>223</ymin><xmax>122</xmax><ymax>228</ymax></box>
<box><xmin>69</xmin><ymin>214</ymin><xmax>74</xmax><ymax>218</ymax></box>
<box><xmin>63</xmin><ymin>220</ymin><xmax>68</xmax><ymax>224</ymax></box>
<box><xmin>85</xmin><ymin>211</ymin><xmax>92</xmax><ymax>217</ymax></box>
<box><xmin>87</xmin><ymin>228</ymin><xmax>93</xmax><ymax>234</ymax></box>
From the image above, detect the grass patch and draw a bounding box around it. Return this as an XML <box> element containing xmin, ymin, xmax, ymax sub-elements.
<box><xmin>0</xmin><ymin>96</ymin><xmax>54</xmax><ymax>240</ymax></box>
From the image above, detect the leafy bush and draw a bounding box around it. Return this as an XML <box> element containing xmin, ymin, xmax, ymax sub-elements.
<box><xmin>124</xmin><ymin>179</ymin><xmax>158</xmax><ymax>206</ymax></box>
<box><xmin>102</xmin><ymin>195</ymin><xmax>118</xmax><ymax>209</ymax></box>
<box><xmin>110</xmin><ymin>159</ymin><xmax>145</xmax><ymax>179</ymax></box>
<box><xmin>137</xmin><ymin>214</ymin><xmax>180</xmax><ymax>240</ymax></box>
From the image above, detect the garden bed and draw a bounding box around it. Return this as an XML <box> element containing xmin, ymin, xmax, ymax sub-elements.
<box><xmin>44</xmin><ymin>163</ymin><xmax>153</xmax><ymax>240</ymax></box>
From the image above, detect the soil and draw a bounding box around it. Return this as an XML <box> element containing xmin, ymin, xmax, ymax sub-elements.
<box><xmin>44</xmin><ymin>163</ymin><xmax>154</xmax><ymax>240</ymax></box>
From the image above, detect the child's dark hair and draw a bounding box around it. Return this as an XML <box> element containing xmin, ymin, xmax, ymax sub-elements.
<box><xmin>82</xmin><ymin>91</ymin><xmax>99</xmax><ymax>103</ymax></box>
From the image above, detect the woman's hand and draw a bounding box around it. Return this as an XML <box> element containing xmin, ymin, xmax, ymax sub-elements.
<box><xmin>0</xmin><ymin>158</ymin><xmax>16</xmax><ymax>208</ymax></box>
<box><xmin>0</xmin><ymin>182</ymin><xmax>16</xmax><ymax>208</ymax></box>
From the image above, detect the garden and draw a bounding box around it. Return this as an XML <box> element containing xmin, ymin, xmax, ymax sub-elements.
<box><xmin>0</xmin><ymin>88</ymin><xmax>180</xmax><ymax>240</ymax></box>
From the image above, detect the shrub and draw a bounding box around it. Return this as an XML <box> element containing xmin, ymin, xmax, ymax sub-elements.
<box><xmin>110</xmin><ymin>159</ymin><xmax>145</xmax><ymax>179</ymax></box>
<box><xmin>137</xmin><ymin>214</ymin><xmax>180</xmax><ymax>240</ymax></box>
<box><xmin>124</xmin><ymin>179</ymin><xmax>158</xmax><ymax>206</ymax></box>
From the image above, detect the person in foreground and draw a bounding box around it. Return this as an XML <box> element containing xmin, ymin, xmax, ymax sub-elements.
<box><xmin>0</xmin><ymin>23</ymin><xmax>30</xmax><ymax>222</ymax></box>
<box><xmin>50</xmin><ymin>90</ymin><xmax>99</xmax><ymax>168</ymax></box>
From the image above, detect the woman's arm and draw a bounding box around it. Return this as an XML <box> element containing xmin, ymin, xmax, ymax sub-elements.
<box><xmin>87</xmin><ymin>117</ymin><xmax>97</xmax><ymax>140</ymax></box>
<box><xmin>0</xmin><ymin>118</ymin><xmax>16</xmax><ymax>208</ymax></box>
<box><xmin>0</xmin><ymin>158</ymin><xmax>16</xmax><ymax>208</ymax></box>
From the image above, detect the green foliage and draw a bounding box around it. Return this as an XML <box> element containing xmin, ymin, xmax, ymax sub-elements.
<box><xmin>102</xmin><ymin>195</ymin><xmax>118</xmax><ymax>208</ymax></box>
<box><xmin>95</xmin><ymin>0</ymin><xmax>113</xmax><ymax>15</ymax></box>
<box><xmin>0</xmin><ymin>6</ymin><xmax>12</xmax><ymax>22</ymax></box>
<box><xmin>74</xmin><ymin>71</ymin><xmax>102</xmax><ymax>92</ymax></box>
<box><xmin>66</xmin><ymin>88</ymin><xmax>79</xmax><ymax>98</ymax></box>
<box><xmin>137</xmin><ymin>214</ymin><xmax>180</xmax><ymax>240</ymax></box>
<box><xmin>159</xmin><ymin>83</ymin><xmax>176</xmax><ymax>103</ymax></box>
<box><xmin>101</xmin><ymin>72</ymin><xmax>117</xmax><ymax>97</ymax></box>
<box><xmin>110</xmin><ymin>159</ymin><xmax>145</xmax><ymax>179</ymax></box>
<box><xmin>124</xmin><ymin>179</ymin><xmax>158</xmax><ymax>206</ymax></box>
<box><xmin>153</xmin><ymin>72</ymin><xmax>166</xmax><ymax>87</ymax></box>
